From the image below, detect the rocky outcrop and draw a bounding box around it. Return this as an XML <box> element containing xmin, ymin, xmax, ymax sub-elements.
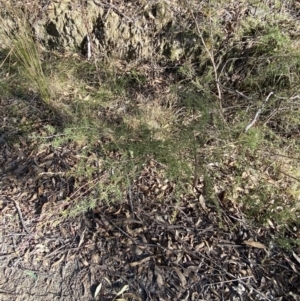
<box><xmin>0</xmin><ymin>0</ymin><xmax>200</xmax><ymax>62</ymax></box>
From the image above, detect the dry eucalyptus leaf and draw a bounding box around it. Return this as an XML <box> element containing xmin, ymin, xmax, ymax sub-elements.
<box><xmin>94</xmin><ymin>283</ymin><xmax>102</xmax><ymax>298</ymax></box>
<box><xmin>134</xmin><ymin>246</ymin><xmax>143</xmax><ymax>255</ymax></box>
<box><xmin>129</xmin><ymin>256</ymin><xmax>151</xmax><ymax>267</ymax></box>
<box><xmin>284</xmin><ymin>255</ymin><xmax>300</xmax><ymax>275</ymax></box>
<box><xmin>51</xmin><ymin>254</ymin><xmax>66</xmax><ymax>268</ymax></box>
<box><xmin>242</xmin><ymin>240</ymin><xmax>266</xmax><ymax>249</ymax></box>
<box><xmin>293</xmin><ymin>252</ymin><xmax>300</xmax><ymax>265</ymax></box>
<box><xmin>115</xmin><ymin>285</ymin><xmax>129</xmax><ymax>296</ymax></box>
<box><xmin>198</xmin><ymin>194</ymin><xmax>207</xmax><ymax>212</ymax></box>
<box><xmin>174</xmin><ymin>267</ymin><xmax>187</xmax><ymax>287</ymax></box>
<box><xmin>288</xmin><ymin>292</ymin><xmax>300</xmax><ymax>301</ymax></box>
<box><xmin>103</xmin><ymin>277</ymin><xmax>112</xmax><ymax>285</ymax></box>
<box><xmin>154</xmin><ymin>266</ymin><xmax>164</xmax><ymax>287</ymax></box>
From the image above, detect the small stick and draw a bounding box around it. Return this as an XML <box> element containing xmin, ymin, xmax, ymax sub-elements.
<box><xmin>245</xmin><ymin>92</ymin><xmax>273</xmax><ymax>132</ymax></box>
<box><xmin>87</xmin><ymin>34</ymin><xmax>91</xmax><ymax>60</ymax></box>
<box><xmin>6</xmin><ymin>197</ymin><xmax>31</xmax><ymax>234</ymax></box>
<box><xmin>191</xmin><ymin>12</ymin><xmax>223</xmax><ymax>110</ymax></box>
<box><xmin>203</xmin><ymin>276</ymin><xmax>253</xmax><ymax>287</ymax></box>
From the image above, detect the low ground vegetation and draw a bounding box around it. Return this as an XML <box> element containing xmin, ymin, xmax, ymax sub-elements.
<box><xmin>1</xmin><ymin>0</ymin><xmax>300</xmax><ymax>300</ymax></box>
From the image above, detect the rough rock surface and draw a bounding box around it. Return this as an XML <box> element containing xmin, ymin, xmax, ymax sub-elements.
<box><xmin>1</xmin><ymin>0</ymin><xmax>200</xmax><ymax>62</ymax></box>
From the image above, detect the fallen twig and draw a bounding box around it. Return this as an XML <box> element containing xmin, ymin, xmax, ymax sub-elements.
<box><xmin>203</xmin><ymin>276</ymin><xmax>254</xmax><ymax>288</ymax></box>
<box><xmin>245</xmin><ymin>92</ymin><xmax>273</xmax><ymax>132</ymax></box>
<box><xmin>6</xmin><ymin>196</ymin><xmax>31</xmax><ymax>234</ymax></box>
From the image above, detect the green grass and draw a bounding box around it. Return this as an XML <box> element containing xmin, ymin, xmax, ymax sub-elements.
<box><xmin>0</xmin><ymin>8</ymin><xmax>51</xmax><ymax>103</ymax></box>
